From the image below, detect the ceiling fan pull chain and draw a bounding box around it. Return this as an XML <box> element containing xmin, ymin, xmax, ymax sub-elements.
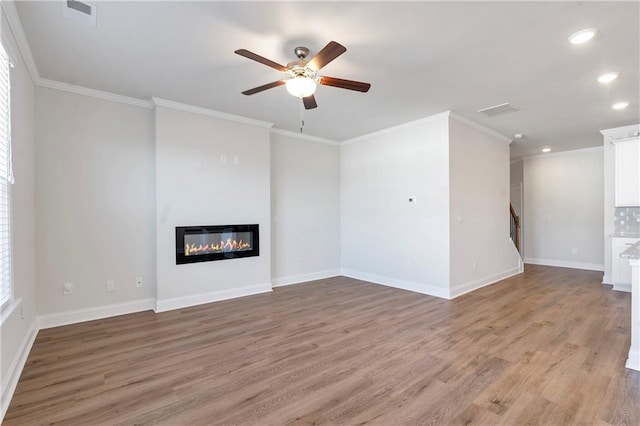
<box><xmin>300</xmin><ymin>101</ymin><xmax>305</xmax><ymax>133</ymax></box>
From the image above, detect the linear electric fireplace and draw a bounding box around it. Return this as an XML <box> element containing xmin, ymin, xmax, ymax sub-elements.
<box><xmin>176</xmin><ymin>224</ymin><xmax>259</xmax><ymax>264</ymax></box>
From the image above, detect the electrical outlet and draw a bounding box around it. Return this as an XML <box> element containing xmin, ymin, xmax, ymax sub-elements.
<box><xmin>135</xmin><ymin>277</ymin><xmax>143</xmax><ymax>288</ymax></box>
<box><xmin>106</xmin><ymin>280</ymin><xmax>115</xmax><ymax>292</ymax></box>
<box><xmin>571</xmin><ymin>248</ymin><xmax>578</xmax><ymax>255</ymax></box>
<box><xmin>63</xmin><ymin>282</ymin><xmax>73</xmax><ymax>295</ymax></box>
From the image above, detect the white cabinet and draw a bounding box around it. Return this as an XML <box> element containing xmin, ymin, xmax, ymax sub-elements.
<box><xmin>613</xmin><ymin>237</ymin><xmax>639</xmax><ymax>291</ymax></box>
<box><xmin>614</xmin><ymin>138</ymin><xmax>640</xmax><ymax>207</ymax></box>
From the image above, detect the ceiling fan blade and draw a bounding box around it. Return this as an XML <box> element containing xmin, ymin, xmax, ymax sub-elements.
<box><xmin>320</xmin><ymin>76</ymin><xmax>371</xmax><ymax>92</ymax></box>
<box><xmin>303</xmin><ymin>95</ymin><xmax>318</xmax><ymax>110</ymax></box>
<box><xmin>241</xmin><ymin>80</ymin><xmax>285</xmax><ymax>95</ymax></box>
<box><xmin>308</xmin><ymin>41</ymin><xmax>347</xmax><ymax>71</ymax></box>
<box><xmin>235</xmin><ymin>49</ymin><xmax>287</xmax><ymax>72</ymax></box>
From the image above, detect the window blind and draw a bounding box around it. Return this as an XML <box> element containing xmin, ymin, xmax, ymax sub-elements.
<box><xmin>0</xmin><ymin>43</ymin><xmax>13</xmax><ymax>309</ymax></box>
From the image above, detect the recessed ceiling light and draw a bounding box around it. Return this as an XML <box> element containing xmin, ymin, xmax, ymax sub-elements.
<box><xmin>569</xmin><ymin>28</ymin><xmax>597</xmax><ymax>44</ymax></box>
<box><xmin>514</xmin><ymin>133</ymin><xmax>524</xmax><ymax>139</ymax></box>
<box><xmin>542</xmin><ymin>148</ymin><xmax>551</xmax><ymax>153</ymax></box>
<box><xmin>597</xmin><ymin>72</ymin><xmax>619</xmax><ymax>84</ymax></box>
<box><xmin>612</xmin><ymin>101</ymin><xmax>629</xmax><ymax>110</ymax></box>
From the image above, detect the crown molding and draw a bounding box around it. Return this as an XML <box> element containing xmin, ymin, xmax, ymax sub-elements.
<box><xmin>523</xmin><ymin>145</ymin><xmax>603</xmax><ymax>161</ymax></box>
<box><xmin>1</xmin><ymin>0</ymin><xmax>40</xmax><ymax>85</ymax></box>
<box><xmin>270</xmin><ymin>128</ymin><xmax>339</xmax><ymax>146</ymax></box>
<box><xmin>2</xmin><ymin>2</ymin><xmax>155</xmax><ymax>110</ymax></box>
<box><xmin>449</xmin><ymin>112</ymin><xmax>513</xmax><ymax>144</ymax></box>
<box><xmin>152</xmin><ymin>97</ymin><xmax>274</xmax><ymax>129</ymax></box>
<box><xmin>39</xmin><ymin>78</ymin><xmax>154</xmax><ymax>108</ymax></box>
<box><xmin>341</xmin><ymin>111</ymin><xmax>452</xmax><ymax>146</ymax></box>
<box><xmin>340</xmin><ymin>110</ymin><xmax>511</xmax><ymax>146</ymax></box>
<box><xmin>1</xmin><ymin>2</ymin><xmax>273</xmax><ymax>124</ymax></box>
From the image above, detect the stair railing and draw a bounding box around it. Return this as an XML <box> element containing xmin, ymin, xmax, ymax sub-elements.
<box><xmin>510</xmin><ymin>204</ymin><xmax>520</xmax><ymax>251</ymax></box>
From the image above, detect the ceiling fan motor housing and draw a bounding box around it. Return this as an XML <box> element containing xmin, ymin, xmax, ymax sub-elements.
<box><xmin>294</xmin><ymin>46</ymin><xmax>310</xmax><ymax>59</ymax></box>
<box><xmin>285</xmin><ymin>60</ymin><xmax>318</xmax><ymax>81</ymax></box>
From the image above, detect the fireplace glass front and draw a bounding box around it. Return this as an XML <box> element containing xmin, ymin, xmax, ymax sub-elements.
<box><xmin>176</xmin><ymin>224</ymin><xmax>259</xmax><ymax>264</ymax></box>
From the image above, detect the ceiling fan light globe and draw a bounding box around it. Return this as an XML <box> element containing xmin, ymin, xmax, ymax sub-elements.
<box><xmin>285</xmin><ymin>77</ymin><xmax>317</xmax><ymax>98</ymax></box>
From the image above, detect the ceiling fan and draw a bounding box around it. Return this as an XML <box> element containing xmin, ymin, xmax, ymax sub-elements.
<box><xmin>235</xmin><ymin>41</ymin><xmax>371</xmax><ymax>110</ymax></box>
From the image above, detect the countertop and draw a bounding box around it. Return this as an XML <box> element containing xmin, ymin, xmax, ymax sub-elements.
<box><xmin>611</xmin><ymin>233</ymin><xmax>640</xmax><ymax>238</ymax></box>
<box><xmin>621</xmin><ymin>241</ymin><xmax>640</xmax><ymax>260</ymax></box>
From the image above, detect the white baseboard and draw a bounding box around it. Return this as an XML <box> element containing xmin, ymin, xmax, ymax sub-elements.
<box><xmin>1</xmin><ymin>318</ymin><xmax>38</xmax><ymax>422</ymax></box>
<box><xmin>602</xmin><ymin>274</ymin><xmax>613</xmax><ymax>285</ymax></box>
<box><xmin>340</xmin><ymin>269</ymin><xmax>450</xmax><ymax>299</ymax></box>
<box><xmin>612</xmin><ymin>283</ymin><xmax>631</xmax><ymax>293</ymax></box>
<box><xmin>341</xmin><ymin>267</ymin><xmax>523</xmax><ymax>300</ymax></box>
<box><xmin>449</xmin><ymin>267</ymin><xmax>522</xmax><ymax>299</ymax></box>
<box><xmin>38</xmin><ymin>298</ymin><xmax>156</xmax><ymax>330</ymax></box>
<box><xmin>626</xmin><ymin>349</ymin><xmax>640</xmax><ymax>371</ymax></box>
<box><xmin>154</xmin><ymin>283</ymin><xmax>272</xmax><ymax>313</ymax></box>
<box><xmin>272</xmin><ymin>269</ymin><xmax>341</xmax><ymax>287</ymax></box>
<box><xmin>524</xmin><ymin>257</ymin><xmax>604</xmax><ymax>272</ymax></box>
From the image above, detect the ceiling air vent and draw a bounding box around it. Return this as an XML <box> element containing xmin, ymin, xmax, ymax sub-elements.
<box><xmin>62</xmin><ymin>0</ymin><xmax>97</xmax><ymax>27</ymax></box>
<box><xmin>477</xmin><ymin>102</ymin><xmax>519</xmax><ymax>117</ymax></box>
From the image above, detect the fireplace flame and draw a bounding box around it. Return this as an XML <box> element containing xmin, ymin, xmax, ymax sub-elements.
<box><xmin>185</xmin><ymin>238</ymin><xmax>251</xmax><ymax>256</ymax></box>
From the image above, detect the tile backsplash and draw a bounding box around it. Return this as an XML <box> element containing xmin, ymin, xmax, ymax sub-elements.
<box><xmin>615</xmin><ymin>207</ymin><xmax>640</xmax><ymax>235</ymax></box>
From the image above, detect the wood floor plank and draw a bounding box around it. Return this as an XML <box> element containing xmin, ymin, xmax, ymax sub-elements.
<box><xmin>601</xmin><ymin>368</ymin><xmax>640</xmax><ymax>425</ymax></box>
<box><xmin>544</xmin><ymin>370</ymin><xmax>612</xmax><ymax>424</ymax></box>
<box><xmin>4</xmin><ymin>265</ymin><xmax>639</xmax><ymax>425</ymax></box>
<box><xmin>496</xmin><ymin>391</ymin><xmax>557</xmax><ymax>426</ymax></box>
<box><xmin>451</xmin><ymin>402</ymin><xmax>503</xmax><ymax>425</ymax></box>
<box><xmin>472</xmin><ymin>349</ymin><xmax>555</xmax><ymax>415</ymax></box>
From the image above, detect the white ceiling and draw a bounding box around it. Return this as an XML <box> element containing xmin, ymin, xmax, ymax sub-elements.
<box><xmin>13</xmin><ymin>1</ymin><xmax>640</xmax><ymax>157</ymax></box>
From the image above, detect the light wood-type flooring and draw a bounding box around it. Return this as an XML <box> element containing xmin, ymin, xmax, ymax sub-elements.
<box><xmin>5</xmin><ymin>265</ymin><xmax>640</xmax><ymax>425</ymax></box>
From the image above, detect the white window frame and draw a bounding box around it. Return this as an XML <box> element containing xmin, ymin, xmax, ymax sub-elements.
<box><xmin>0</xmin><ymin>41</ymin><xmax>14</xmax><ymax>310</ymax></box>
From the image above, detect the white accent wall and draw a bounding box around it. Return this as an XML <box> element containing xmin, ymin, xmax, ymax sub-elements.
<box><xmin>524</xmin><ymin>147</ymin><xmax>604</xmax><ymax>271</ymax></box>
<box><xmin>270</xmin><ymin>132</ymin><xmax>340</xmax><ymax>286</ymax></box>
<box><xmin>35</xmin><ymin>88</ymin><xmax>156</xmax><ymax>315</ymax></box>
<box><xmin>154</xmin><ymin>106</ymin><xmax>272</xmax><ymax>311</ymax></box>
<box><xmin>1</xmin><ymin>8</ymin><xmax>37</xmax><ymax>418</ymax></box>
<box><xmin>449</xmin><ymin>118</ymin><xmax>520</xmax><ymax>296</ymax></box>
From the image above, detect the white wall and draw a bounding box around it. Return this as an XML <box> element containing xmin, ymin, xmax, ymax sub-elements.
<box><xmin>510</xmin><ymin>159</ymin><xmax>524</xmax><ymax>186</ymax></box>
<box><xmin>1</xmin><ymin>7</ymin><xmax>37</xmax><ymax>417</ymax></box>
<box><xmin>35</xmin><ymin>88</ymin><xmax>156</xmax><ymax>315</ymax></box>
<box><xmin>340</xmin><ymin>115</ymin><xmax>451</xmax><ymax>297</ymax></box>
<box><xmin>270</xmin><ymin>132</ymin><xmax>340</xmax><ymax>285</ymax></box>
<box><xmin>449</xmin><ymin>118</ymin><xmax>520</xmax><ymax>296</ymax></box>
<box><xmin>524</xmin><ymin>147</ymin><xmax>604</xmax><ymax>270</ymax></box>
<box><xmin>154</xmin><ymin>106</ymin><xmax>271</xmax><ymax>310</ymax></box>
